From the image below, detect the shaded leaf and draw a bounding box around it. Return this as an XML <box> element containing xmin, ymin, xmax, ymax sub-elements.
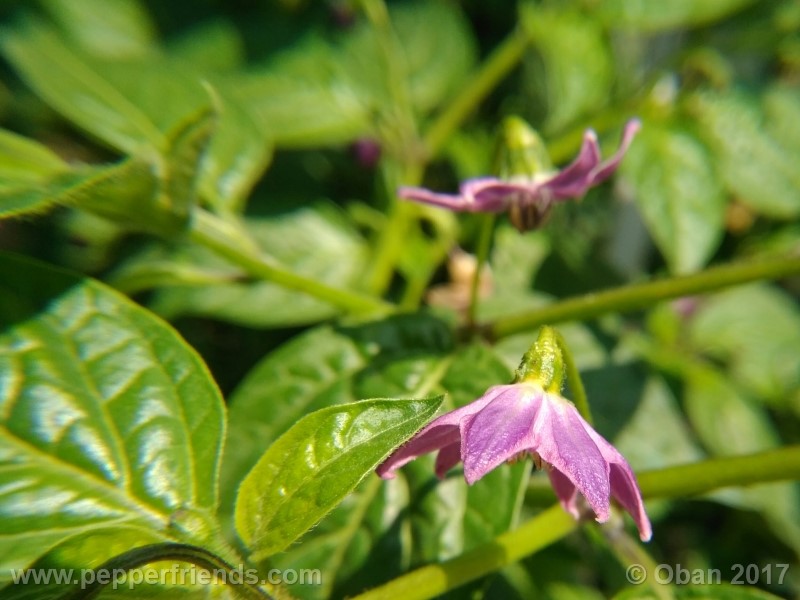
<box><xmin>621</xmin><ymin>123</ymin><xmax>726</xmax><ymax>273</ymax></box>
<box><xmin>0</xmin><ymin>252</ymin><xmax>225</xmax><ymax>580</ymax></box>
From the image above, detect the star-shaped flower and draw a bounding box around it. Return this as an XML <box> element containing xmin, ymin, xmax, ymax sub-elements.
<box><xmin>377</xmin><ymin>327</ymin><xmax>652</xmax><ymax>541</ymax></box>
<box><xmin>399</xmin><ymin>119</ymin><xmax>640</xmax><ymax>231</ymax></box>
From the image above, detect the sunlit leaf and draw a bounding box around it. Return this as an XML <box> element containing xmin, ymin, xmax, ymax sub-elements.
<box><xmin>0</xmin><ymin>253</ymin><xmax>225</xmax><ymax>581</ymax></box>
<box><xmin>235</xmin><ymin>395</ymin><xmax>444</xmax><ymax>559</ymax></box>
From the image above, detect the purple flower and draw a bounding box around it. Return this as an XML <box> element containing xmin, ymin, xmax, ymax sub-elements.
<box><xmin>377</xmin><ymin>381</ymin><xmax>652</xmax><ymax>541</ymax></box>
<box><xmin>398</xmin><ymin>119</ymin><xmax>641</xmax><ymax>231</ymax></box>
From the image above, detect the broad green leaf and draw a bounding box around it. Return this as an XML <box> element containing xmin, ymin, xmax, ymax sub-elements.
<box><xmin>2</xmin><ymin>20</ymin><xmax>165</xmax><ymax>157</ymax></box>
<box><xmin>0</xmin><ymin>252</ymin><xmax>225</xmax><ymax>581</ymax></box>
<box><xmin>0</xmin><ymin>128</ymin><xmax>67</xmax><ymax>187</ymax></box>
<box><xmin>689</xmin><ymin>90</ymin><xmax>800</xmax><ymax>218</ymax></box>
<box><xmin>684</xmin><ymin>370</ymin><xmax>800</xmax><ymax>554</ymax></box>
<box><xmin>234</xmin><ymin>395</ymin><xmax>444</xmax><ymax>559</ymax></box>
<box><xmin>621</xmin><ymin>123</ymin><xmax>726</xmax><ymax>273</ymax></box>
<box><xmin>522</xmin><ymin>8</ymin><xmax>612</xmax><ymax>132</ymax></box>
<box><xmin>594</xmin><ymin>0</ymin><xmax>757</xmax><ymax>32</ymax></box>
<box><xmin>0</xmin><ymin>159</ymin><xmax>157</xmax><ymax>222</ymax></box>
<box><xmin>687</xmin><ymin>284</ymin><xmax>800</xmax><ymax>405</ymax></box>
<box><xmin>40</xmin><ymin>0</ymin><xmax>157</xmax><ymax>59</ymax></box>
<box><xmin>148</xmin><ymin>203</ymin><xmax>368</xmax><ymax>327</ymax></box>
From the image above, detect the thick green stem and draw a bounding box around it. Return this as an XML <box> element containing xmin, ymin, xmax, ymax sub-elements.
<box><xmin>554</xmin><ymin>330</ymin><xmax>592</xmax><ymax>425</ymax></box>
<box><xmin>485</xmin><ymin>254</ymin><xmax>800</xmax><ymax>339</ymax></box>
<box><xmin>424</xmin><ymin>27</ymin><xmax>530</xmax><ymax>157</ymax></box>
<box><xmin>353</xmin><ymin>446</ymin><xmax>800</xmax><ymax>600</ymax></box>
<box><xmin>188</xmin><ymin>209</ymin><xmax>393</xmax><ymax>316</ymax></box>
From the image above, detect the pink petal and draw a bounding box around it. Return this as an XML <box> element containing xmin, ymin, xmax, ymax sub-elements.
<box><xmin>583</xmin><ymin>426</ymin><xmax>652</xmax><ymax>541</ymax></box>
<box><xmin>461</xmin><ymin>384</ymin><xmax>544</xmax><ymax>484</ymax></box>
<box><xmin>376</xmin><ymin>386</ymin><xmax>503</xmax><ymax>479</ymax></box>
<box><xmin>434</xmin><ymin>442</ymin><xmax>462</xmax><ymax>478</ymax></box>
<box><xmin>543</xmin><ymin>119</ymin><xmax>640</xmax><ymax>199</ymax></box>
<box><xmin>548</xmin><ymin>468</ymin><xmax>581</xmax><ymax>519</ymax></box>
<box><xmin>530</xmin><ymin>397</ymin><xmax>611</xmax><ymax>521</ymax></box>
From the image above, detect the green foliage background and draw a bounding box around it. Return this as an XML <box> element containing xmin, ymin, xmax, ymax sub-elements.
<box><xmin>0</xmin><ymin>0</ymin><xmax>798</xmax><ymax>598</ymax></box>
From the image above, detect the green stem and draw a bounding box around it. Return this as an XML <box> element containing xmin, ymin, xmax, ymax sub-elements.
<box><xmin>485</xmin><ymin>254</ymin><xmax>800</xmax><ymax>339</ymax></box>
<box><xmin>67</xmin><ymin>543</ymin><xmax>272</xmax><ymax>600</ymax></box>
<box><xmin>424</xmin><ymin>27</ymin><xmax>530</xmax><ymax>158</ymax></box>
<box><xmin>554</xmin><ymin>330</ymin><xmax>592</xmax><ymax>425</ymax></box>
<box><xmin>188</xmin><ymin>208</ymin><xmax>393</xmax><ymax>316</ymax></box>
<box><xmin>354</xmin><ymin>445</ymin><xmax>800</xmax><ymax>600</ymax></box>
<box><xmin>467</xmin><ymin>214</ymin><xmax>496</xmax><ymax>328</ymax></box>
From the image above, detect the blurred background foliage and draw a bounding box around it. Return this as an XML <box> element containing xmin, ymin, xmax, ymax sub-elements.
<box><xmin>0</xmin><ymin>0</ymin><xmax>799</xmax><ymax>598</ymax></box>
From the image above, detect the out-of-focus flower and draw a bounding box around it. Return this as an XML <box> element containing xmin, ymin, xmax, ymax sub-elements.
<box><xmin>377</xmin><ymin>326</ymin><xmax>652</xmax><ymax>541</ymax></box>
<box><xmin>399</xmin><ymin>119</ymin><xmax>641</xmax><ymax>232</ymax></box>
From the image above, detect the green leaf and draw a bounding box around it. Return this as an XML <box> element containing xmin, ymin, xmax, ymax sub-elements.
<box><xmin>221</xmin><ymin>314</ymin><xmax>454</xmax><ymax>521</ymax></box>
<box><xmin>763</xmin><ymin>84</ymin><xmax>800</xmax><ymax>156</ymax></box>
<box><xmin>341</xmin><ymin>2</ymin><xmax>477</xmax><ymax>115</ymax></box>
<box><xmin>684</xmin><ymin>370</ymin><xmax>800</xmax><ymax>554</ymax></box>
<box><xmin>231</xmin><ymin>38</ymin><xmax>373</xmax><ymax>148</ymax></box>
<box><xmin>2</xmin><ymin>20</ymin><xmax>165</xmax><ymax>157</ymax></box>
<box><xmin>40</xmin><ymin>0</ymin><xmax>157</xmax><ymax>59</ymax></box>
<box><xmin>621</xmin><ymin>123</ymin><xmax>726</xmax><ymax>273</ymax></box>
<box><xmin>593</xmin><ymin>0</ymin><xmax>757</xmax><ymax>32</ymax></box>
<box><xmin>689</xmin><ymin>90</ymin><xmax>800</xmax><ymax>218</ymax></box>
<box><xmin>225</xmin><ymin>323</ymin><xmax>530</xmax><ymax>598</ymax></box>
<box><xmin>0</xmin><ymin>128</ymin><xmax>67</xmax><ymax>187</ymax></box>
<box><xmin>1</xmin><ymin>526</ymin><xmax>167</xmax><ymax>599</ymax></box>
<box><xmin>0</xmin><ymin>159</ymin><xmax>158</xmax><ymax>222</ymax></box>
<box><xmin>147</xmin><ymin>203</ymin><xmax>368</xmax><ymax>327</ymax></box>
<box><xmin>522</xmin><ymin>8</ymin><xmax>613</xmax><ymax>132</ymax></box>
<box><xmin>2</xmin><ymin>22</ymin><xmax>271</xmax><ymax>210</ymax></box>
<box><xmin>235</xmin><ymin>395</ymin><xmax>444</xmax><ymax>560</ymax></box>
<box><xmin>168</xmin><ymin>19</ymin><xmax>245</xmax><ymax>72</ymax></box>
<box><xmin>688</xmin><ymin>284</ymin><xmax>800</xmax><ymax>405</ymax></box>
<box><xmin>0</xmin><ymin>252</ymin><xmax>226</xmax><ymax>581</ymax></box>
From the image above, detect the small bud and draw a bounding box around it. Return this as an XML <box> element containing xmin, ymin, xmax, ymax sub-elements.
<box><xmin>514</xmin><ymin>326</ymin><xmax>565</xmax><ymax>394</ymax></box>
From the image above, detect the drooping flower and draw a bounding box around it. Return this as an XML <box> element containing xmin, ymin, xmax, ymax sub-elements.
<box><xmin>377</xmin><ymin>326</ymin><xmax>652</xmax><ymax>542</ymax></box>
<box><xmin>399</xmin><ymin>119</ymin><xmax>641</xmax><ymax>232</ymax></box>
